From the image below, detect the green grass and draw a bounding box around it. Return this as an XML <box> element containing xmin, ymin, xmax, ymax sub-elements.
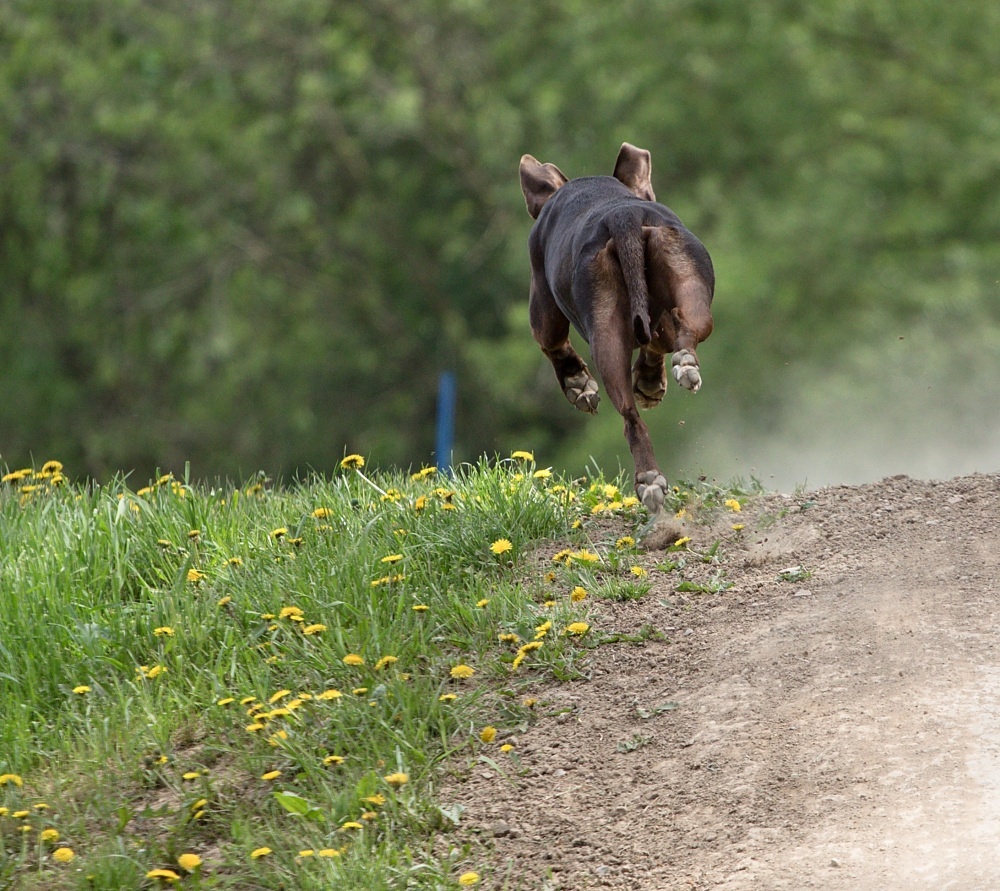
<box><xmin>0</xmin><ymin>457</ymin><xmax>758</xmax><ymax>889</ymax></box>
<box><xmin>0</xmin><ymin>456</ymin><xmax>648</xmax><ymax>890</ymax></box>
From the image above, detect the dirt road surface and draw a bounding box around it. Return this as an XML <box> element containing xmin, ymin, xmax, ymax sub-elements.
<box><xmin>446</xmin><ymin>472</ymin><xmax>1000</xmax><ymax>890</ymax></box>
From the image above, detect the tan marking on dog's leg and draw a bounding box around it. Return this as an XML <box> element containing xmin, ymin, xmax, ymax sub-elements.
<box><xmin>644</xmin><ymin>226</ymin><xmax>714</xmax><ymax>394</ymax></box>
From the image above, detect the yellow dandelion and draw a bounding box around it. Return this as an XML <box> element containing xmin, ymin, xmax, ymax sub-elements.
<box><xmin>12</xmin><ymin>809</ymin><xmax>29</xmax><ymax>818</ymax></box>
<box><xmin>476</xmin><ymin>598</ymin><xmax>490</xmax><ymax>608</ymax></box>
<box><xmin>616</xmin><ymin>536</ymin><xmax>635</xmax><ymax>549</ymax></box>
<box><xmin>675</xmin><ymin>536</ymin><xmax>692</xmax><ymax>547</ymax></box>
<box><xmin>146</xmin><ymin>869</ymin><xmax>181</xmax><ymax>882</ymax></box>
<box><xmin>317</xmin><ymin>848</ymin><xmax>340</xmax><ymax>857</ymax></box>
<box><xmin>458</xmin><ymin>872</ymin><xmax>481</xmax><ymax>886</ymax></box>
<box><xmin>246</xmin><ymin>723</ymin><xmax>265</xmax><ymax>733</ymax></box>
<box><xmin>317</xmin><ymin>688</ymin><xmax>343</xmax><ymax>700</ymax></box>
<box><xmin>498</xmin><ymin>632</ymin><xmax>520</xmax><ymax>643</ymax></box>
<box><xmin>191</xmin><ymin>799</ymin><xmax>208</xmax><ymax>812</ymax></box>
<box><xmin>532</xmin><ymin>468</ymin><xmax>552</xmax><ymax>479</ymax></box>
<box><xmin>374</xmin><ymin>655</ymin><xmax>398</xmax><ymax>671</ymax></box>
<box><xmin>565</xmin><ymin>622</ymin><xmax>590</xmax><ymax>635</ymax></box>
<box><xmin>268</xmin><ymin>689</ymin><xmax>290</xmax><ymax>704</ymax></box>
<box><xmin>72</xmin><ymin>684</ymin><xmax>91</xmax><ymax>694</ymax></box>
<box><xmin>187</xmin><ymin>529</ymin><xmax>201</xmax><ymax>540</ymax></box>
<box><xmin>153</xmin><ymin>626</ymin><xmax>174</xmax><ymax>637</ymax></box>
<box><xmin>340</xmin><ymin>821</ymin><xmax>364</xmax><ymax>831</ymax></box>
<box><xmin>250</xmin><ymin>847</ymin><xmax>272</xmax><ymax>859</ymax></box>
<box><xmin>298</xmin><ymin>849</ymin><xmax>315</xmax><ymax>858</ymax></box>
<box><xmin>52</xmin><ymin>847</ymin><xmax>75</xmax><ymax>863</ymax></box>
<box><xmin>523</xmin><ymin>697</ymin><xmax>537</xmax><ymax>707</ymax></box>
<box><xmin>323</xmin><ymin>755</ymin><xmax>345</xmax><ymax>765</ymax></box>
<box><xmin>217</xmin><ymin>596</ymin><xmax>233</xmax><ymax>607</ymax></box>
<box><xmin>260</xmin><ymin>770</ymin><xmax>281</xmax><ymax>781</ymax></box>
<box><xmin>622</xmin><ymin>496</ymin><xmax>640</xmax><ymax>508</ymax></box>
<box><xmin>40</xmin><ymin>828</ymin><xmax>59</xmax><ymax>842</ymax></box>
<box><xmin>571</xmin><ymin>586</ymin><xmax>588</xmax><ymax>602</ymax></box>
<box><xmin>225</xmin><ymin>558</ymin><xmax>242</xmax><ymax>569</ymax></box>
<box><xmin>519</xmin><ymin>641</ymin><xmax>543</xmax><ymax>653</ymax></box>
<box><xmin>449</xmin><ymin>664</ymin><xmax>475</xmax><ymax>680</ymax></box>
<box><xmin>279</xmin><ymin>606</ymin><xmax>304</xmax><ymax>619</ymax></box>
<box><xmin>352</xmin><ymin>687</ymin><xmax>368</xmax><ymax>695</ymax></box>
<box><xmin>383</xmin><ymin>771</ymin><xmax>409</xmax><ymax>787</ymax></box>
<box><xmin>630</xmin><ymin>566</ymin><xmax>648</xmax><ymax>578</ymax></box>
<box><xmin>178</xmin><ymin>853</ymin><xmax>202</xmax><ymax>872</ymax></box>
<box><xmin>380</xmin><ymin>553</ymin><xmax>403</xmax><ymax>564</ymax></box>
<box><xmin>302</xmin><ymin>623</ymin><xmax>327</xmax><ymax>635</ymax></box>
<box><xmin>363</xmin><ymin>793</ymin><xmax>386</xmax><ymax>806</ymax></box>
<box><xmin>413</xmin><ymin>495</ymin><xmax>427</xmax><ymax>511</ymax></box>
<box><xmin>490</xmin><ymin>538</ymin><xmax>513</xmax><ymax>556</ymax></box>
<box><xmin>570</xmin><ymin>548</ymin><xmax>599</xmax><ymax>564</ymax></box>
<box><xmin>186</xmin><ymin>569</ymin><xmax>206</xmax><ymax>583</ymax></box>
<box><xmin>312</xmin><ymin>507</ymin><xmax>332</xmax><ymax>518</ymax></box>
<box><xmin>479</xmin><ymin>726</ymin><xmax>497</xmax><ymax>743</ymax></box>
<box><xmin>412</xmin><ymin>604</ymin><xmax>429</xmax><ymax>612</ymax></box>
<box><xmin>551</xmin><ymin>548</ymin><xmax>573</xmax><ymax>564</ymax></box>
<box><xmin>340</xmin><ymin>454</ymin><xmax>365</xmax><ymax>469</ymax></box>
<box><xmin>511</xmin><ymin>450</ymin><xmax>534</xmax><ymax>461</ymax></box>
<box><xmin>500</xmin><ymin>743</ymin><xmax>514</xmax><ymax>753</ymax></box>
<box><xmin>724</xmin><ymin>498</ymin><xmax>742</xmax><ymax>512</ymax></box>
<box><xmin>182</xmin><ymin>771</ymin><xmax>200</xmax><ymax>781</ymax></box>
<box><xmin>732</xmin><ymin>523</ymin><xmax>745</xmax><ymax>532</ymax></box>
<box><xmin>343</xmin><ymin>653</ymin><xmax>364</xmax><ymax>666</ymax></box>
<box><xmin>439</xmin><ymin>693</ymin><xmax>458</xmax><ymax>702</ymax></box>
<box><xmin>271</xmin><ymin>527</ymin><xmax>288</xmax><ymax>539</ymax></box>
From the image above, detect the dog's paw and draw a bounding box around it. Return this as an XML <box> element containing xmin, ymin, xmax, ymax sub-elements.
<box><xmin>564</xmin><ymin>371</ymin><xmax>600</xmax><ymax>414</ymax></box>
<box><xmin>633</xmin><ymin>363</ymin><xmax>666</xmax><ymax>410</ymax></box>
<box><xmin>635</xmin><ymin>470</ymin><xmax>668</xmax><ymax>514</ymax></box>
<box><xmin>671</xmin><ymin>349</ymin><xmax>702</xmax><ymax>392</ymax></box>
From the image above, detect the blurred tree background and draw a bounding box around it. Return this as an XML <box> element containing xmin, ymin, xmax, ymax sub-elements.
<box><xmin>2</xmin><ymin>0</ymin><xmax>998</xmax><ymax>486</ymax></box>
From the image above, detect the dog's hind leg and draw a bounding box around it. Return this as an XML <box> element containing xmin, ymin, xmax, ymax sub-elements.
<box><xmin>529</xmin><ymin>271</ymin><xmax>600</xmax><ymax>414</ymax></box>
<box><xmin>644</xmin><ymin>227</ymin><xmax>714</xmax><ymax>393</ymax></box>
<box><xmin>586</xmin><ymin>245</ymin><xmax>687</xmax><ymax>545</ymax></box>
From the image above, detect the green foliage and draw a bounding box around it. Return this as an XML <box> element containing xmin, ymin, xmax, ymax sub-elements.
<box><xmin>0</xmin><ymin>456</ymin><xmax>606</xmax><ymax>888</ymax></box>
<box><xmin>0</xmin><ymin>1</ymin><xmax>998</xmax><ymax>480</ymax></box>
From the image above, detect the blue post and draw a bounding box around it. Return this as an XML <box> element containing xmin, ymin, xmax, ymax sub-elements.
<box><xmin>435</xmin><ymin>370</ymin><xmax>457</xmax><ymax>476</ymax></box>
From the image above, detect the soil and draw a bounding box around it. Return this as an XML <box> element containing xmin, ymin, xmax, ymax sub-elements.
<box><xmin>444</xmin><ymin>472</ymin><xmax>1000</xmax><ymax>890</ymax></box>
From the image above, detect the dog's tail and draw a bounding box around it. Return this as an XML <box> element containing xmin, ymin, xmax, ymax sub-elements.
<box><xmin>608</xmin><ymin>215</ymin><xmax>652</xmax><ymax>345</ymax></box>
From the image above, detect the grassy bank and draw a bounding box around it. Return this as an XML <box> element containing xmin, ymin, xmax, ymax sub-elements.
<box><xmin>0</xmin><ymin>454</ymin><xmax>691</xmax><ymax>890</ymax></box>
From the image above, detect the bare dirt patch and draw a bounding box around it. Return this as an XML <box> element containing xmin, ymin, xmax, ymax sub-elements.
<box><xmin>444</xmin><ymin>472</ymin><xmax>1000</xmax><ymax>890</ymax></box>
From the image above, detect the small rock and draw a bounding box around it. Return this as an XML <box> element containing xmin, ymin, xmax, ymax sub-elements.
<box><xmin>492</xmin><ymin>821</ymin><xmax>510</xmax><ymax>838</ymax></box>
<box><xmin>793</xmin><ymin>589</ymin><xmax>812</xmax><ymax>597</ymax></box>
<box><xmin>830</xmin><ymin>858</ymin><xmax>841</xmax><ymax>868</ymax></box>
<box><xmin>595</xmin><ymin>866</ymin><xmax>613</xmax><ymax>877</ymax></box>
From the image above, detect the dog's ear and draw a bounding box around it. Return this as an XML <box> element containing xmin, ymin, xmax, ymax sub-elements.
<box><xmin>613</xmin><ymin>143</ymin><xmax>656</xmax><ymax>202</ymax></box>
<box><xmin>519</xmin><ymin>154</ymin><xmax>569</xmax><ymax>219</ymax></box>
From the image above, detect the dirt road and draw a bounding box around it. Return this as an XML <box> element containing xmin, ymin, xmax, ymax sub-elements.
<box><xmin>446</xmin><ymin>472</ymin><xmax>1000</xmax><ymax>890</ymax></box>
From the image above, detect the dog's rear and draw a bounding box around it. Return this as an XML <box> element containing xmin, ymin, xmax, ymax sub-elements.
<box><xmin>519</xmin><ymin>143</ymin><xmax>714</xmax><ymax>545</ymax></box>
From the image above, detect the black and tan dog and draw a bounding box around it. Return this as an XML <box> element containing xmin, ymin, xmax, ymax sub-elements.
<box><xmin>519</xmin><ymin>143</ymin><xmax>715</xmax><ymax>544</ymax></box>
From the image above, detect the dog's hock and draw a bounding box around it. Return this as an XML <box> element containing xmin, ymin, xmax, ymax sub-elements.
<box><xmin>671</xmin><ymin>349</ymin><xmax>702</xmax><ymax>393</ymax></box>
